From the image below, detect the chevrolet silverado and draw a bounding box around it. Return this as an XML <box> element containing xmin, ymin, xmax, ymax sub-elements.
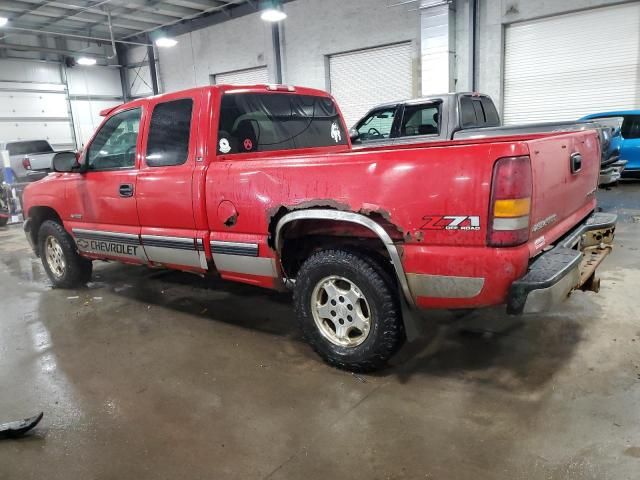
<box><xmin>21</xmin><ymin>85</ymin><xmax>616</xmax><ymax>371</ymax></box>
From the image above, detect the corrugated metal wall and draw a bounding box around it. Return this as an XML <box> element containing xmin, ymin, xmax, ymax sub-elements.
<box><xmin>503</xmin><ymin>2</ymin><xmax>640</xmax><ymax>124</ymax></box>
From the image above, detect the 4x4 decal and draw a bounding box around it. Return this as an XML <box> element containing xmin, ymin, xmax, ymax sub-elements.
<box><xmin>421</xmin><ymin>215</ymin><xmax>481</xmax><ymax>231</ymax></box>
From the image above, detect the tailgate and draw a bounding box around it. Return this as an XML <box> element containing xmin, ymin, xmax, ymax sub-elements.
<box><xmin>526</xmin><ymin>131</ymin><xmax>600</xmax><ymax>251</ymax></box>
<box><xmin>26</xmin><ymin>153</ymin><xmax>54</xmax><ymax>171</ymax></box>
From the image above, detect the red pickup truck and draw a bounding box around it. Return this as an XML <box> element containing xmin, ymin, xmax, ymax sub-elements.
<box><xmin>22</xmin><ymin>84</ymin><xmax>616</xmax><ymax>371</ymax></box>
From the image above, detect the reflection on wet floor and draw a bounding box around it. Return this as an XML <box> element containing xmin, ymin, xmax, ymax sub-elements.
<box><xmin>0</xmin><ymin>183</ymin><xmax>639</xmax><ymax>479</ymax></box>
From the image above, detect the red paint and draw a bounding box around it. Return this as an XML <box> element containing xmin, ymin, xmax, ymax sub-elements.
<box><xmin>22</xmin><ymin>84</ymin><xmax>602</xmax><ymax>309</ymax></box>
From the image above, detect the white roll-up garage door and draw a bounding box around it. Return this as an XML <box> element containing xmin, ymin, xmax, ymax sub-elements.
<box><xmin>503</xmin><ymin>3</ymin><xmax>640</xmax><ymax>124</ymax></box>
<box><xmin>329</xmin><ymin>43</ymin><xmax>412</xmax><ymax>128</ymax></box>
<box><xmin>213</xmin><ymin>66</ymin><xmax>269</xmax><ymax>85</ymax></box>
<box><xmin>0</xmin><ymin>60</ymin><xmax>74</xmax><ymax>150</ymax></box>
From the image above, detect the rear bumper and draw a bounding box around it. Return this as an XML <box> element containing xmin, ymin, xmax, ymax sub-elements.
<box><xmin>507</xmin><ymin>212</ymin><xmax>616</xmax><ymax>314</ymax></box>
<box><xmin>599</xmin><ymin>160</ymin><xmax>627</xmax><ymax>185</ymax></box>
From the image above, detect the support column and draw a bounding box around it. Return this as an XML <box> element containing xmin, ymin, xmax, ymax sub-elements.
<box><xmin>420</xmin><ymin>0</ymin><xmax>456</xmax><ymax>96</ymax></box>
<box><xmin>271</xmin><ymin>23</ymin><xmax>283</xmax><ymax>84</ymax></box>
<box><xmin>147</xmin><ymin>43</ymin><xmax>159</xmax><ymax>95</ymax></box>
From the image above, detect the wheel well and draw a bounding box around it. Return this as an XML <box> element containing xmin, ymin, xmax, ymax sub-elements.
<box><xmin>27</xmin><ymin>206</ymin><xmax>62</xmax><ymax>256</ymax></box>
<box><xmin>277</xmin><ymin>219</ymin><xmax>397</xmax><ymax>283</ymax></box>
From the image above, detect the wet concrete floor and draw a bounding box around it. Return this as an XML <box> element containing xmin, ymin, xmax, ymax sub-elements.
<box><xmin>0</xmin><ymin>184</ymin><xmax>639</xmax><ymax>479</ymax></box>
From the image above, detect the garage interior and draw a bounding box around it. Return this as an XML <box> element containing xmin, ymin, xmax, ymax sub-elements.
<box><xmin>1</xmin><ymin>0</ymin><xmax>640</xmax><ymax>478</ymax></box>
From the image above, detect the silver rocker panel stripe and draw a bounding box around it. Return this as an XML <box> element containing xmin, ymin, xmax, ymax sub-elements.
<box><xmin>212</xmin><ymin>253</ymin><xmax>277</xmax><ymax>277</ymax></box>
<box><xmin>141</xmin><ymin>235</ymin><xmax>197</xmax><ymax>251</ymax></box>
<box><xmin>71</xmin><ymin>229</ymin><xmax>146</xmax><ymax>261</ymax></box>
<box><xmin>72</xmin><ymin>228</ymin><xmax>140</xmax><ymax>245</ymax></box>
<box><xmin>406</xmin><ymin>273</ymin><xmax>485</xmax><ymax>299</ymax></box>
<box><xmin>210</xmin><ymin>241</ymin><xmax>259</xmax><ymax>257</ymax></box>
<box><xmin>275</xmin><ymin>209</ymin><xmax>415</xmax><ymax>307</ymax></box>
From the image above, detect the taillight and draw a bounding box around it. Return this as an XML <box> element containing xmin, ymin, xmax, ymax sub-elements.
<box><xmin>488</xmin><ymin>156</ymin><xmax>532</xmax><ymax>247</ymax></box>
<box><xmin>22</xmin><ymin>157</ymin><xmax>32</xmax><ymax>170</ymax></box>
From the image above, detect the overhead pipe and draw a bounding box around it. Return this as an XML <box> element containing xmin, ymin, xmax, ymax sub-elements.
<box><xmin>106</xmin><ymin>9</ymin><xmax>118</xmax><ymax>60</ymax></box>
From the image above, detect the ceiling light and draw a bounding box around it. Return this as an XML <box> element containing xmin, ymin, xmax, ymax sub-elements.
<box><xmin>260</xmin><ymin>8</ymin><xmax>287</xmax><ymax>22</ymax></box>
<box><xmin>155</xmin><ymin>37</ymin><xmax>177</xmax><ymax>48</ymax></box>
<box><xmin>77</xmin><ymin>57</ymin><xmax>97</xmax><ymax>66</ymax></box>
<box><xmin>0</xmin><ymin>17</ymin><xmax>8</xmax><ymax>27</ymax></box>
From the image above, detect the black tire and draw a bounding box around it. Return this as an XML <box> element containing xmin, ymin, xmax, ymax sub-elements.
<box><xmin>38</xmin><ymin>220</ymin><xmax>92</xmax><ymax>288</ymax></box>
<box><xmin>0</xmin><ymin>216</ymin><xmax>8</xmax><ymax>227</ymax></box>
<box><xmin>294</xmin><ymin>249</ymin><xmax>405</xmax><ymax>372</ymax></box>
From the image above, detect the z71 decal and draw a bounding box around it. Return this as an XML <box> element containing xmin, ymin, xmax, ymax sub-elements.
<box><xmin>421</xmin><ymin>215</ymin><xmax>481</xmax><ymax>231</ymax></box>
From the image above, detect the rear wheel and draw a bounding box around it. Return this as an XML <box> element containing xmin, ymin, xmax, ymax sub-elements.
<box><xmin>0</xmin><ymin>217</ymin><xmax>8</xmax><ymax>227</ymax></box>
<box><xmin>38</xmin><ymin>220</ymin><xmax>92</xmax><ymax>288</ymax></box>
<box><xmin>294</xmin><ymin>249</ymin><xmax>405</xmax><ymax>372</ymax></box>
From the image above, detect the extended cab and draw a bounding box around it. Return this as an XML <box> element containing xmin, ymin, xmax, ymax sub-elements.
<box><xmin>22</xmin><ymin>85</ymin><xmax>616</xmax><ymax>372</ymax></box>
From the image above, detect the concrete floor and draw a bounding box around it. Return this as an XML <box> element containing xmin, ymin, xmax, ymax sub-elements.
<box><xmin>1</xmin><ymin>184</ymin><xmax>639</xmax><ymax>480</ymax></box>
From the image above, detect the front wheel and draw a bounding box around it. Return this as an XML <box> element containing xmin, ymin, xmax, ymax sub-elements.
<box><xmin>294</xmin><ymin>249</ymin><xmax>405</xmax><ymax>372</ymax></box>
<box><xmin>38</xmin><ymin>220</ymin><xmax>92</xmax><ymax>288</ymax></box>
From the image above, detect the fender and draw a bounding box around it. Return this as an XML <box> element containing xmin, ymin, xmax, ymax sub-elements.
<box><xmin>274</xmin><ymin>209</ymin><xmax>423</xmax><ymax>339</ymax></box>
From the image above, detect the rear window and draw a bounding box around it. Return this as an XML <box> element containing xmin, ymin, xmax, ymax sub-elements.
<box><xmin>460</xmin><ymin>96</ymin><xmax>500</xmax><ymax>128</ymax></box>
<box><xmin>217</xmin><ymin>92</ymin><xmax>348</xmax><ymax>154</ymax></box>
<box><xmin>6</xmin><ymin>140</ymin><xmax>53</xmax><ymax>156</ymax></box>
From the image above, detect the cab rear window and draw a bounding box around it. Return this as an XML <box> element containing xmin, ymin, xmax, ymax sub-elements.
<box><xmin>217</xmin><ymin>92</ymin><xmax>348</xmax><ymax>155</ymax></box>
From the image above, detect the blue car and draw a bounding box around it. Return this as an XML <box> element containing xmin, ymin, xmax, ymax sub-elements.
<box><xmin>581</xmin><ymin>111</ymin><xmax>640</xmax><ymax>177</ymax></box>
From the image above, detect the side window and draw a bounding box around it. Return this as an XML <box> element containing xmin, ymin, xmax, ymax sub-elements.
<box><xmin>460</xmin><ymin>97</ymin><xmax>477</xmax><ymax>127</ymax></box>
<box><xmin>146</xmin><ymin>99</ymin><xmax>193</xmax><ymax>167</ymax></box>
<box><xmin>218</xmin><ymin>93</ymin><xmax>347</xmax><ymax>154</ymax></box>
<box><xmin>481</xmin><ymin>97</ymin><xmax>500</xmax><ymax>126</ymax></box>
<box><xmin>356</xmin><ymin>108</ymin><xmax>396</xmax><ymax>140</ymax></box>
<box><xmin>87</xmin><ymin>108</ymin><xmax>141</xmax><ymax>171</ymax></box>
<box><xmin>400</xmin><ymin>103</ymin><xmax>440</xmax><ymax>137</ymax></box>
<box><xmin>621</xmin><ymin>116</ymin><xmax>640</xmax><ymax>139</ymax></box>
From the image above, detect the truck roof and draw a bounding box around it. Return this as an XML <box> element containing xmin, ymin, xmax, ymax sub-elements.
<box><xmin>100</xmin><ymin>84</ymin><xmax>335</xmax><ymax>117</ymax></box>
<box><xmin>366</xmin><ymin>92</ymin><xmax>491</xmax><ymax>110</ymax></box>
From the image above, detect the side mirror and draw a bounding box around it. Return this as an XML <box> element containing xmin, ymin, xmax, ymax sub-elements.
<box><xmin>52</xmin><ymin>151</ymin><xmax>81</xmax><ymax>173</ymax></box>
<box><xmin>349</xmin><ymin>128</ymin><xmax>360</xmax><ymax>142</ymax></box>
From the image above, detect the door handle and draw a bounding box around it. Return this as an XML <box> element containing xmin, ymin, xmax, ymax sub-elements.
<box><xmin>119</xmin><ymin>183</ymin><xmax>134</xmax><ymax>197</ymax></box>
<box><xmin>570</xmin><ymin>152</ymin><xmax>582</xmax><ymax>174</ymax></box>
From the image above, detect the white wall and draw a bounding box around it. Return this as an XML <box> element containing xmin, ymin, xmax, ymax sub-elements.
<box><xmin>157</xmin><ymin>11</ymin><xmax>273</xmax><ymax>92</ymax></box>
<box><xmin>282</xmin><ymin>0</ymin><xmax>419</xmax><ymax>92</ymax></box>
<box><xmin>157</xmin><ymin>0</ymin><xmax>419</xmax><ymax>96</ymax></box>
<box><xmin>66</xmin><ymin>66</ymin><xmax>123</xmax><ymax>147</ymax></box>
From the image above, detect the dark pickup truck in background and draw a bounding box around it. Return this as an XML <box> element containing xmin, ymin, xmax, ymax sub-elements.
<box><xmin>350</xmin><ymin>92</ymin><xmax>625</xmax><ymax>185</ymax></box>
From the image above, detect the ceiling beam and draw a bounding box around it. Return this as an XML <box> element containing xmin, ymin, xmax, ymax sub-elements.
<box><xmin>1</xmin><ymin>25</ymin><xmax>152</xmax><ymax>45</ymax></box>
<box><xmin>0</xmin><ymin>41</ymin><xmax>108</xmax><ymax>58</ymax></box>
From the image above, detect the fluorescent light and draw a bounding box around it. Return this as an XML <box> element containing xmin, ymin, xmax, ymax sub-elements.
<box><xmin>77</xmin><ymin>57</ymin><xmax>97</xmax><ymax>66</ymax></box>
<box><xmin>155</xmin><ymin>37</ymin><xmax>177</xmax><ymax>48</ymax></box>
<box><xmin>260</xmin><ymin>8</ymin><xmax>287</xmax><ymax>22</ymax></box>
<box><xmin>0</xmin><ymin>17</ymin><xmax>8</xmax><ymax>27</ymax></box>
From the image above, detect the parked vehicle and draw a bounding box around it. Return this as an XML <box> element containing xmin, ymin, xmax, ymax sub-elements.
<box><xmin>0</xmin><ymin>140</ymin><xmax>59</xmax><ymax>183</ymax></box>
<box><xmin>0</xmin><ymin>183</ymin><xmax>9</xmax><ymax>226</ymax></box>
<box><xmin>351</xmin><ymin>93</ymin><xmax>622</xmax><ymax>184</ymax></box>
<box><xmin>22</xmin><ymin>85</ymin><xmax>616</xmax><ymax>371</ymax></box>
<box><xmin>580</xmin><ymin>111</ymin><xmax>640</xmax><ymax>178</ymax></box>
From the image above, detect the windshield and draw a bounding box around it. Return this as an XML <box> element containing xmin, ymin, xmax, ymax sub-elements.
<box><xmin>218</xmin><ymin>92</ymin><xmax>348</xmax><ymax>154</ymax></box>
<box><xmin>6</xmin><ymin>140</ymin><xmax>53</xmax><ymax>156</ymax></box>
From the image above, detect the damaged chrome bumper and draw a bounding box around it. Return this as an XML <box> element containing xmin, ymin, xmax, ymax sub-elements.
<box><xmin>599</xmin><ymin>160</ymin><xmax>627</xmax><ymax>185</ymax></box>
<box><xmin>507</xmin><ymin>211</ymin><xmax>616</xmax><ymax>314</ymax></box>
